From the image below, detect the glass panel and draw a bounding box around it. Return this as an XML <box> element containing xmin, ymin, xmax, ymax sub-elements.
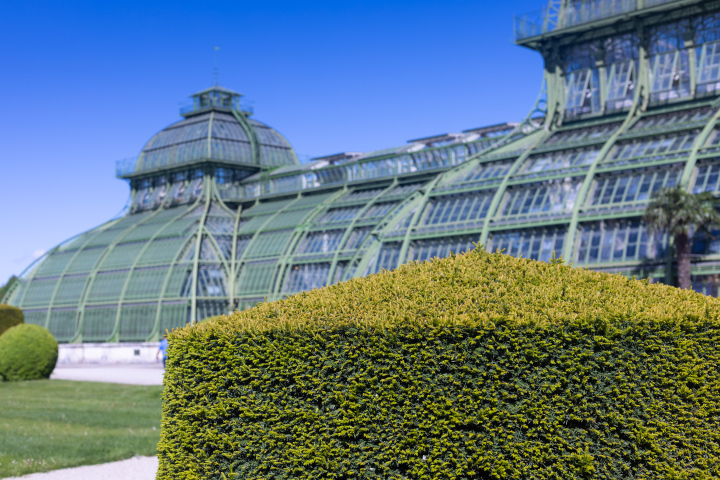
<box><xmin>36</xmin><ymin>251</ymin><xmax>76</xmax><ymax>277</ymax></box>
<box><xmin>284</xmin><ymin>263</ymin><xmax>331</xmax><ymax>293</ymax></box>
<box><xmin>86</xmin><ymin>270</ymin><xmax>130</xmax><ymax>303</ymax></box>
<box><xmin>237</xmin><ymin>261</ymin><xmax>277</xmax><ymax>295</ymax></box>
<box><xmin>650</xmin><ymin>51</ymin><xmax>678</xmax><ymax>92</ymax></box>
<box><xmin>199</xmin><ymin>237</ymin><xmax>218</xmax><ymax>261</ymax></box>
<box><xmin>521</xmin><ymin>148</ymin><xmax>599</xmax><ymax>174</ymax></box>
<box><xmin>315</xmin><ymin>206</ymin><xmax>363</xmax><ymax>225</ymax></box>
<box><xmin>575</xmin><ymin>219</ymin><xmax>667</xmax><ymax>264</ymax></box>
<box><xmin>164</xmin><ymin>264</ymin><xmax>192</xmax><ymax>298</ymax></box>
<box><xmin>697</xmin><ymin>41</ymin><xmax>720</xmax><ymax>90</ymax></box>
<box><xmin>566</xmin><ymin>69</ymin><xmax>591</xmax><ymax>110</ymax></box>
<box><xmin>244</xmin><ymin>230</ymin><xmax>294</xmax><ymax>258</ymax></box>
<box><xmin>205</xmin><ymin>216</ymin><xmax>235</xmax><ymax>235</ymax></box>
<box><xmin>53</xmin><ymin>274</ymin><xmax>89</xmax><ymax>306</ymax></box>
<box><xmin>124</xmin><ymin>267</ymin><xmax>169</xmax><ymax>300</ymax></box>
<box><xmin>122</xmin><ymin>222</ymin><xmax>168</xmax><ymax>242</ymax></box>
<box><xmin>339</xmin><ymin>188</ymin><xmax>385</xmax><ymax>203</ymax></box>
<box><xmin>606</xmin><ymin>60</ymin><xmax>634</xmax><ymax>102</ymax></box>
<box><xmin>631</xmin><ymin>106</ymin><xmax>714</xmax><ymax>131</ymax></box>
<box><xmin>118</xmin><ymin>303</ymin><xmax>157</xmax><ymax>341</ymax></box>
<box><xmin>649</xmin><ymin>50</ymin><xmax>691</xmax><ymax>101</ymax></box>
<box><xmin>693</xmin><ymin>163</ymin><xmax>720</xmax><ymax>194</ymax></box>
<box><xmin>591</xmin><ymin>168</ymin><xmax>682</xmax><ymax>206</ymax></box>
<box><xmin>136</xmin><ymin>237</ymin><xmax>188</xmax><ymax>266</ymax></box>
<box><xmin>195</xmin><ymin>300</ymin><xmax>228</xmax><ymax>323</ymax></box>
<box><xmin>100</xmin><ymin>242</ymin><xmax>146</xmax><ymax>269</ymax></box>
<box><xmin>235</xmin><ymin>235</ymin><xmax>253</xmax><ymax>259</ymax></box>
<box><xmin>48</xmin><ymin>308</ymin><xmax>78</xmax><ymax>342</ymax></box>
<box><xmin>196</xmin><ymin>265</ymin><xmax>227</xmax><ymax>297</ymax></box>
<box><xmin>362</xmin><ymin>202</ymin><xmax>398</xmax><ymax>221</ymax></box>
<box><xmin>408</xmin><ymin>235</ymin><xmax>480</xmax><ymax>263</ymax></box>
<box><xmin>82</xmin><ymin>305</ymin><xmax>117</xmax><ymax>342</ymax></box>
<box><xmin>607</xmin><ymin>130</ymin><xmax>698</xmax><ymax>165</ymax></box>
<box><xmin>21</xmin><ymin>278</ymin><xmax>59</xmax><ymax>307</ymax></box>
<box><xmin>455</xmin><ymin>161</ymin><xmax>512</xmax><ymax>185</ymax></box>
<box><xmin>23</xmin><ymin>309</ymin><xmax>47</xmax><ymax>327</ymax></box>
<box><xmin>488</xmin><ymin>227</ymin><xmax>566</xmax><ymax>262</ymax></box>
<box><xmin>159</xmin><ymin>301</ymin><xmax>190</xmax><ymax>334</ymax></box>
<box><xmin>64</xmin><ymin>247</ymin><xmax>106</xmax><ymax>274</ymax></box>
<box><xmin>545</xmin><ymin>122</ymin><xmax>621</xmax><ymax>146</ymax></box>
<box><xmin>499</xmin><ymin>180</ymin><xmax>581</xmax><ymax>219</ymax></box>
<box><xmin>264</xmin><ymin>209</ymin><xmax>314</xmax><ymax>230</ymax></box>
<box><xmin>421</xmin><ymin>192</ymin><xmax>493</xmax><ymax>226</ymax></box>
<box><xmin>691</xmin><ymin>274</ymin><xmax>719</xmax><ymax>297</ymax></box>
<box><xmin>367</xmin><ymin>243</ymin><xmax>402</xmax><ymax>274</ymax></box>
<box><xmin>343</xmin><ymin>227</ymin><xmax>372</xmax><ymax>250</ymax></box>
<box><xmin>243</xmin><ymin>199</ymin><xmax>295</xmax><ymax>216</ymax></box>
<box><xmin>238</xmin><ymin>214</ymin><xmax>272</xmax><ymax>234</ymax></box>
<box><xmin>333</xmin><ymin>262</ymin><xmax>348</xmax><ymax>284</ymax></box>
<box><xmin>296</xmin><ymin>230</ymin><xmax>345</xmax><ymax>254</ymax></box>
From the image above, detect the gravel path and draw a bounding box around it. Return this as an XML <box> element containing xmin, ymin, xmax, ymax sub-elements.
<box><xmin>9</xmin><ymin>456</ymin><xmax>158</xmax><ymax>480</ymax></box>
<box><xmin>50</xmin><ymin>364</ymin><xmax>164</xmax><ymax>385</ymax></box>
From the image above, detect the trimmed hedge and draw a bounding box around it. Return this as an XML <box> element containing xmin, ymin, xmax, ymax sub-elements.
<box><xmin>199</xmin><ymin>315</ymin><xmax>224</xmax><ymax>325</ymax></box>
<box><xmin>0</xmin><ymin>304</ymin><xmax>24</xmax><ymax>337</ymax></box>
<box><xmin>159</xmin><ymin>249</ymin><xmax>720</xmax><ymax>479</ymax></box>
<box><xmin>0</xmin><ymin>324</ymin><xmax>58</xmax><ymax>381</ymax></box>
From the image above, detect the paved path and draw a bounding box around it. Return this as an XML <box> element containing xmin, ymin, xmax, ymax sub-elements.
<box><xmin>9</xmin><ymin>456</ymin><xmax>158</xmax><ymax>480</ymax></box>
<box><xmin>50</xmin><ymin>364</ymin><xmax>164</xmax><ymax>385</ymax></box>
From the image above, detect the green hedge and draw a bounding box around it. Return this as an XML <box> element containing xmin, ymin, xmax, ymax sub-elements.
<box><xmin>158</xmin><ymin>249</ymin><xmax>720</xmax><ymax>479</ymax></box>
<box><xmin>0</xmin><ymin>304</ymin><xmax>24</xmax><ymax>337</ymax></box>
<box><xmin>198</xmin><ymin>315</ymin><xmax>224</xmax><ymax>325</ymax></box>
<box><xmin>0</xmin><ymin>324</ymin><xmax>58</xmax><ymax>381</ymax></box>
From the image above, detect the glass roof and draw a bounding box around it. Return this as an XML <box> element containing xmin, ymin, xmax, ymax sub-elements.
<box><xmin>133</xmin><ymin>102</ymin><xmax>297</xmax><ymax>175</ymax></box>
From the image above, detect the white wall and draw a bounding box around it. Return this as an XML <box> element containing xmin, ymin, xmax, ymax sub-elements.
<box><xmin>58</xmin><ymin>342</ymin><xmax>160</xmax><ymax>364</ymax></box>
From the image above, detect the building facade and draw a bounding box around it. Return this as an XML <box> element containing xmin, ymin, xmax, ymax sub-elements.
<box><xmin>4</xmin><ymin>0</ymin><xmax>720</xmax><ymax>342</ymax></box>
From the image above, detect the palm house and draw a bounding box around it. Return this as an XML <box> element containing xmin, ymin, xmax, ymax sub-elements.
<box><xmin>4</xmin><ymin>0</ymin><xmax>720</xmax><ymax>343</ymax></box>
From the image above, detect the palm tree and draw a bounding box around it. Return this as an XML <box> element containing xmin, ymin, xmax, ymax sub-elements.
<box><xmin>643</xmin><ymin>187</ymin><xmax>720</xmax><ymax>290</ymax></box>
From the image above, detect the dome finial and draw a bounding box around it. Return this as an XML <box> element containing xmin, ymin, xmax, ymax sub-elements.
<box><xmin>213</xmin><ymin>46</ymin><xmax>220</xmax><ymax>87</ymax></box>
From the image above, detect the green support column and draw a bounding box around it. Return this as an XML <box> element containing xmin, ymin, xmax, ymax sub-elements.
<box><xmin>112</xmin><ymin>205</ymin><xmax>195</xmax><ymax>342</ymax></box>
<box><xmin>232</xmin><ymin>195</ymin><xmax>305</xmax><ymax>302</ymax></box>
<box><xmin>233</xmin><ymin>110</ymin><xmax>261</xmax><ymax>165</ymax></box>
<box><xmin>40</xmin><ymin>228</ymin><xmax>110</xmax><ymax>330</ymax></box>
<box><xmin>150</xmin><ymin>199</ymin><xmax>205</xmax><ymax>340</ymax></box>
<box><xmin>679</xmin><ymin>99</ymin><xmax>720</xmax><ymax>187</ymax></box>
<box><xmin>78</xmin><ymin>206</ymin><xmax>168</xmax><ymax>342</ymax></box>
<box><xmin>397</xmin><ymin>176</ymin><xmax>441</xmax><ymax>266</ymax></box>
<box><xmin>327</xmin><ymin>182</ymin><xmax>396</xmax><ymax>284</ymax></box>
<box><xmin>189</xmin><ymin>180</ymin><xmax>212</xmax><ymax>325</ymax></box>
<box><xmin>560</xmin><ymin>78</ymin><xmax>645</xmax><ymax>261</ymax></box>
<box><xmin>270</xmin><ymin>189</ymin><xmax>348</xmax><ymax>300</ymax></box>
<box><xmin>479</xmin><ymin>132</ymin><xmax>550</xmax><ymax>247</ymax></box>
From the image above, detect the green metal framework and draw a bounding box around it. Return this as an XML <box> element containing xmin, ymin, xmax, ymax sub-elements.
<box><xmin>6</xmin><ymin>0</ymin><xmax>720</xmax><ymax>341</ymax></box>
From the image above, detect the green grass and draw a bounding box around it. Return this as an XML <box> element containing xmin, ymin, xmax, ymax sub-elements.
<box><xmin>0</xmin><ymin>380</ymin><xmax>162</xmax><ymax>478</ymax></box>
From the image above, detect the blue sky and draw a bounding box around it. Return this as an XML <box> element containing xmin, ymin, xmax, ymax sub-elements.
<box><xmin>0</xmin><ymin>0</ymin><xmax>544</xmax><ymax>285</ymax></box>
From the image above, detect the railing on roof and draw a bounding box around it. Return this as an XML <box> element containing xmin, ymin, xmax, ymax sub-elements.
<box><xmin>179</xmin><ymin>99</ymin><xmax>255</xmax><ymax>116</ymax></box>
<box><xmin>218</xmin><ymin>137</ymin><xmax>516</xmax><ymax>201</ymax></box>
<box><xmin>115</xmin><ymin>157</ymin><xmax>138</xmax><ymax>178</ymax></box>
<box><xmin>514</xmin><ymin>0</ymin><xmax>682</xmax><ymax>42</ymax></box>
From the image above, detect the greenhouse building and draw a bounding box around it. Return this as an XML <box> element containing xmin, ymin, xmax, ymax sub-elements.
<box><xmin>4</xmin><ymin>0</ymin><xmax>720</xmax><ymax>344</ymax></box>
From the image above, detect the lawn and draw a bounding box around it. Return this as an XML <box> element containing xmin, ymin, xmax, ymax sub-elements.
<box><xmin>0</xmin><ymin>380</ymin><xmax>162</xmax><ymax>478</ymax></box>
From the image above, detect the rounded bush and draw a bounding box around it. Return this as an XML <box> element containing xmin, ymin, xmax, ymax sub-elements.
<box><xmin>0</xmin><ymin>324</ymin><xmax>58</xmax><ymax>381</ymax></box>
<box><xmin>0</xmin><ymin>304</ymin><xmax>24</xmax><ymax>337</ymax></box>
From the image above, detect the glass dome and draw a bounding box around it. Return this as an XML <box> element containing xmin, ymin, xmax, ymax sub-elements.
<box><xmin>133</xmin><ymin>87</ymin><xmax>297</xmax><ymax>175</ymax></box>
